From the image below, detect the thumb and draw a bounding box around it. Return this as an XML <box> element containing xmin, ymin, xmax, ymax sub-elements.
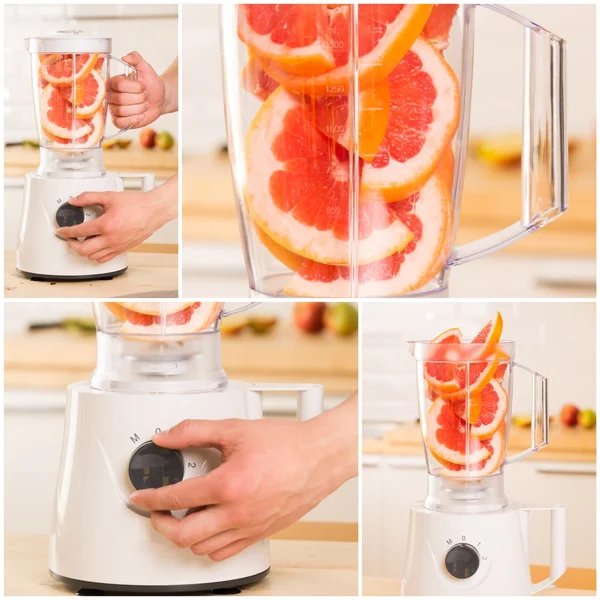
<box><xmin>121</xmin><ymin>51</ymin><xmax>145</xmax><ymax>69</ymax></box>
<box><xmin>69</xmin><ymin>191</ymin><xmax>113</xmax><ymax>207</ymax></box>
<box><xmin>153</xmin><ymin>419</ymin><xmax>236</xmax><ymax>451</ymax></box>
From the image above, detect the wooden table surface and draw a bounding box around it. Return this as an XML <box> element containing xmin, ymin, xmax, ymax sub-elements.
<box><xmin>4</xmin><ymin>251</ymin><xmax>178</xmax><ymax>298</ymax></box>
<box><xmin>362</xmin><ymin>576</ymin><xmax>595</xmax><ymax>596</ymax></box>
<box><xmin>5</xmin><ymin>535</ymin><xmax>358</xmax><ymax>596</ymax></box>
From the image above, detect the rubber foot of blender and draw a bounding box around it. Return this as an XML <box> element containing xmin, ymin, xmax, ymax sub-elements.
<box><xmin>50</xmin><ymin>567</ymin><xmax>270</xmax><ymax>594</ymax></box>
<box><xmin>18</xmin><ymin>267</ymin><xmax>127</xmax><ymax>282</ymax></box>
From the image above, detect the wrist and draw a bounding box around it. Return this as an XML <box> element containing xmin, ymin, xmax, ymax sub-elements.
<box><xmin>160</xmin><ymin>77</ymin><xmax>177</xmax><ymax>115</ymax></box>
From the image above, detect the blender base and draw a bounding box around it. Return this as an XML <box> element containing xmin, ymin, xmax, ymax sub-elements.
<box><xmin>18</xmin><ymin>267</ymin><xmax>127</xmax><ymax>282</ymax></box>
<box><xmin>50</xmin><ymin>567</ymin><xmax>271</xmax><ymax>594</ymax></box>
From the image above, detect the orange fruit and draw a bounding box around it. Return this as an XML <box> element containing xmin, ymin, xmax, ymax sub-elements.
<box><xmin>450</xmin><ymin>379</ymin><xmax>509</xmax><ymax>439</ymax></box>
<box><xmin>238</xmin><ymin>5</ymin><xmax>336</xmax><ymax>77</ymax></box>
<box><xmin>244</xmin><ymin>86</ymin><xmax>413</xmax><ymax>266</ymax></box>
<box><xmin>281</xmin><ymin>171</ymin><xmax>451</xmax><ymax>297</ymax></box>
<box><xmin>241</xmin><ymin>57</ymin><xmax>391</xmax><ymax>161</ymax></box>
<box><xmin>39</xmin><ymin>53</ymin><xmax>98</xmax><ymax>87</ymax></box>
<box><xmin>437</xmin><ymin>427</ymin><xmax>505</xmax><ymax>477</ymax></box>
<box><xmin>40</xmin><ymin>84</ymin><xmax>92</xmax><ymax>140</ymax></box>
<box><xmin>471</xmin><ymin>311</ymin><xmax>504</xmax><ymax>358</ymax></box>
<box><xmin>422</xmin><ymin>4</ymin><xmax>459</xmax><ymax>51</ymax></box>
<box><xmin>257</xmin><ymin>4</ymin><xmax>433</xmax><ymax>96</ymax></box>
<box><xmin>361</xmin><ymin>38</ymin><xmax>460</xmax><ymax>201</ymax></box>
<box><xmin>74</xmin><ymin>69</ymin><xmax>106</xmax><ymax>119</ymax></box>
<box><xmin>425</xmin><ymin>397</ymin><xmax>491</xmax><ymax>466</ymax></box>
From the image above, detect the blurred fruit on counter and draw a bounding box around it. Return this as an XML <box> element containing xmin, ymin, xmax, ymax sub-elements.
<box><xmin>156</xmin><ymin>131</ymin><xmax>175</xmax><ymax>150</ymax></box>
<box><xmin>293</xmin><ymin>303</ymin><xmax>326</xmax><ymax>334</ymax></box>
<box><xmin>139</xmin><ymin>128</ymin><xmax>157</xmax><ymax>149</ymax></box>
<box><xmin>29</xmin><ymin>317</ymin><xmax>96</xmax><ymax>335</ymax></box>
<box><xmin>221</xmin><ymin>314</ymin><xmax>279</xmax><ymax>336</ymax></box>
<box><xmin>579</xmin><ymin>409</ymin><xmax>597</xmax><ymax>429</ymax></box>
<box><xmin>560</xmin><ymin>404</ymin><xmax>580</xmax><ymax>427</ymax></box>
<box><xmin>102</xmin><ymin>138</ymin><xmax>132</xmax><ymax>150</ymax></box>
<box><xmin>512</xmin><ymin>414</ymin><xmax>532</xmax><ymax>428</ymax></box>
<box><xmin>247</xmin><ymin>316</ymin><xmax>278</xmax><ymax>334</ymax></box>
<box><xmin>324</xmin><ymin>303</ymin><xmax>359</xmax><ymax>337</ymax></box>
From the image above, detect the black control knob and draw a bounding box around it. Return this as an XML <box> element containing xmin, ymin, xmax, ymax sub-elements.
<box><xmin>128</xmin><ymin>441</ymin><xmax>184</xmax><ymax>491</ymax></box>
<box><xmin>56</xmin><ymin>203</ymin><xmax>85</xmax><ymax>228</ymax></box>
<box><xmin>445</xmin><ymin>543</ymin><xmax>480</xmax><ymax>579</ymax></box>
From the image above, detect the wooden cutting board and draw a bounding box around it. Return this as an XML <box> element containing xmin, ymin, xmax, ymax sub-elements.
<box><xmin>4</xmin><ymin>326</ymin><xmax>358</xmax><ymax>395</ymax></box>
<box><xmin>378</xmin><ymin>423</ymin><xmax>596</xmax><ymax>457</ymax></box>
<box><xmin>4</xmin><ymin>146</ymin><xmax>177</xmax><ymax>179</ymax></box>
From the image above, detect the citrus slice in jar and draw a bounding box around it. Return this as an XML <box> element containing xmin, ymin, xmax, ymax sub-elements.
<box><xmin>245</xmin><ymin>86</ymin><xmax>413</xmax><ymax>266</ymax></box>
<box><xmin>40</xmin><ymin>53</ymin><xmax>99</xmax><ymax>87</ymax></box>
<box><xmin>422</xmin><ymin>4</ymin><xmax>459</xmax><ymax>51</ymax></box>
<box><xmin>361</xmin><ymin>37</ymin><xmax>460</xmax><ymax>201</ymax></box>
<box><xmin>450</xmin><ymin>379</ymin><xmax>509</xmax><ymax>439</ymax></box>
<box><xmin>256</xmin><ymin>4</ymin><xmax>433</xmax><ymax>96</ymax></box>
<box><xmin>74</xmin><ymin>69</ymin><xmax>106</xmax><ymax>119</ymax></box>
<box><xmin>45</xmin><ymin>109</ymin><xmax>105</xmax><ymax>149</ymax></box>
<box><xmin>105</xmin><ymin>302</ymin><xmax>224</xmax><ymax>335</ymax></box>
<box><xmin>425</xmin><ymin>397</ymin><xmax>491</xmax><ymax>465</ymax></box>
<box><xmin>437</xmin><ymin>427</ymin><xmax>505</xmax><ymax>477</ymax></box>
<box><xmin>40</xmin><ymin>84</ymin><xmax>92</xmax><ymax>140</ymax></box>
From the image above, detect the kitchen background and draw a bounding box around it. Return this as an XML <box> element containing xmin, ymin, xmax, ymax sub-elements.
<box><xmin>182</xmin><ymin>4</ymin><xmax>596</xmax><ymax>298</ymax></box>
<box><xmin>4</xmin><ymin>301</ymin><xmax>358</xmax><ymax>543</ymax></box>
<box><xmin>3</xmin><ymin>4</ymin><xmax>179</xmax><ymax>254</ymax></box>
<box><xmin>362</xmin><ymin>301</ymin><xmax>596</xmax><ymax>590</ymax></box>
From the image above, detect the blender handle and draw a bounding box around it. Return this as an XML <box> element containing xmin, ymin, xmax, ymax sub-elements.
<box><xmin>221</xmin><ymin>302</ymin><xmax>261</xmax><ymax>318</ymax></box>
<box><xmin>245</xmin><ymin>384</ymin><xmax>324</xmax><ymax>421</ymax></box>
<box><xmin>117</xmin><ymin>173</ymin><xmax>155</xmax><ymax>192</ymax></box>
<box><xmin>448</xmin><ymin>5</ymin><xmax>567</xmax><ymax>267</ymax></box>
<box><xmin>102</xmin><ymin>55</ymin><xmax>139</xmax><ymax>141</ymax></box>
<box><xmin>522</xmin><ymin>505</ymin><xmax>567</xmax><ymax>594</ymax></box>
<box><xmin>503</xmin><ymin>362</ymin><xmax>548</xmax><ymax>465</ymax></box>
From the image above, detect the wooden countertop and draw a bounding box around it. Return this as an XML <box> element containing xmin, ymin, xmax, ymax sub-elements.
<box><xmin>4</xmin><ymin>535</ymin><xmax>358</xmax><ymax>596</ymax></box>
<box><xmin>4</xmin><ymin>146</ymin><xmax>178</xmax><ymax>180</ymax></box>
<box><xmin>363</xmin><ymin>423</ymin><xmax>596</xmax><ymax>463</ymax></box>
<box><xmin>182</xmin><ymin>141</ymin><xmax>595</xmax><ymax>257</ymax></box>
<box><xmin>4</xmin><ymin>325</ymin><xmax>358</xmax><ymax>395</ymax></box>
<box><xmin>363</xmin><ymin>574</ymin><xmax>595</xmax><ymax>596</ymax></box>
<box><xmin>4</xmin><ymin>251</ymin><xmax>178</xmax><ymax>298</ymax></box>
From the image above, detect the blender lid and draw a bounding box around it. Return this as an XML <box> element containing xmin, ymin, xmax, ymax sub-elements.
<box><xmin>24</xmin><ymin>30</ymin><xmax>111</xmax><ymax>54</ymax></box>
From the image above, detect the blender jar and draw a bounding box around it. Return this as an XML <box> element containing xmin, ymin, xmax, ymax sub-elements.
<box><xmin>91</xmin><ymin>302</ymin><xmax>255</xmax><ymax>394</ymax></box>
<box><xmin>408</xmin><ymin>338</ymin><xmax>548</xmax><ymax>512</ymax></box>
<box><xmin>221</xmin><ymin>4</ymin><xmax>567</xmax><ymax>297</ymax></box>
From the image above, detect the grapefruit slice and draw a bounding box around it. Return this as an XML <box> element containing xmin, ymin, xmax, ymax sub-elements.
<box><xmin>435</xmin><ymin>357</ymin><xmax>500</xmax><ymax>400</ymax></box>
<box><xmin>105</xmin><ymin>302</ymin><xmax>224</xmax><ymax>335</ymax></box>
<box><xmin>45</xmin><ymin>109</ymin><xmax>105</xmax><ymax>149</ymax></box>
<box><xmin>438</xmin><ymin>427</ymin><xmax>505</xmax><ymax>477</ymax></box>
<box><xmin>238</xmin><ymin>4</ymin><xmax>336</xmax><ymax>77</ymax></box>
<box><xmin>245</xmin><ymin>86</ymin><xmax>413</xmax><ymax>266</ymax></box>
<box><xmin>282</xmin><ymin>172</ymin><xmax>451</xmax><ymax>296</ymax></box>
<box><xmin>471</xmin><ymin>311</ymin><xmax>504</xmax><ymax>358</ymax></box>
<box><xmin>422</xmin><ymin>4</ymin><xmax>459</xmax><ymax>51</ymax></box>
<box><xmin>40</xmin><ymin>52</ymin><xmax>98</xmax><ymax>87</ymax></box>
<box><xmin>423</xmin><ymin>328</ymin><xmax>463</xmax><ymax>393</ymax></box>
<box><xmin>242</xmin><ymin>55</ymin><xmax>280</xmax><ymax>101</ymax></box>
<box><xmin>74</xmin><ymin>69</ymin><xmax>106</xmax><ymax>118</ymax></box>
<box><xmin>425</xmin><ymin>398</ymin><xmax>491</xmax><ymax>465</ymax></box>
<box><xmin>258</xmin><ymin>4</ymin><xmax>434</xmax><ymax>96</ymax></box>
<box><xmin>361</xmin><ymin>37</ymin><xmax>460</xmax><ymax>200</ymax></box>
<box><xmin>57</xmin><ymin>84</ymin><xmax>85</xmax><ymax>106</ymax></box>
<box><xmin>39</xmin><ymin>84</ymin><xmax>92</xmax><ymax>140</ymax></box>
<box><xmin>450</xmin><ymin>379</ymin><xmax>508</xmax><ymax>439</ymax></box>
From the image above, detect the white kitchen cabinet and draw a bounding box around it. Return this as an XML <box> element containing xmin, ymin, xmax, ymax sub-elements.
<box><xmin>362</xmin><ymin>454</ymin><xmax>596</xmax><ymax>577</ymax></box>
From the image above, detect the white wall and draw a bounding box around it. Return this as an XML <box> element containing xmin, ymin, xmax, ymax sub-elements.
<box><xmin>182</xmin><ymin>4</ymin><xmax>595</xmax><ymax>155</ymax></box>
<box><xmin>362</xmin><ymin>301</ymin><xmax>596</xmax><ymax>423</ymax></box>
<box><xmin>4</xmin><ymin>4</ymin><xmax>178</xmax><ymax>142</ymax></box>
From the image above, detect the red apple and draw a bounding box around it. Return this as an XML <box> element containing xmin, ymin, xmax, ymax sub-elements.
<box><xmin>560</xmin><ymin>404</ymin><xmax>580</xmax><ymax>427</ymax></box>
<box><xmin>293</xmin><ymin>303</ymin><xmax>326</xmax><ymax>334</ymax></box>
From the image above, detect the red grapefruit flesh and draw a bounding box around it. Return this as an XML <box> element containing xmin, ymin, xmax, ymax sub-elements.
<box><xmin>361</xmin><ymin>37</ymin><xmax>460</xmax><ymax>201</ymax></box>
<box><xmin>258</xmin><ymin>4</ymin><xmax>434</xmax><ymax>96</ymax></box>
<box><xmin>450</xmin><ymin>379</ymin><xmax>508</xmax><ymax>439</ymax></box>
<box><xmin>46</xmin><ymin>109</ymin><xmax>105</xmax><ymax>149</ymax></box>
<box><xmin>242</xmin><ymin>55</ymin><xmax>280</xmax><ymax>101</ymax></box>
<box><xmin>422</xmin><ymin>4</ymin><xmax>459</xmax><ymax>51</ymax></box>
<box><xmin>40</xmin><ymin>53</ymin><xmax>98</xmax><ymax>87</ymax></box>
<box><xmin>423</xmin><ymin>328</ymin><xmax>463</xmax><ymax>393</ymax></box>
<box><xmin>40</xmin><ymin>84</ymin><xmax>92</xmax><ymax>141</ymax></box>
<box><xmin>245</xmin><ymin>87</ymin><xmax>413</xmax><ymax>266</ymax></box>
<box><xmin>425</xmin><ymin>398</ymin><xmax>491</xmax><ymax>465</ymax></box>
<box><xmin>74</xmin><ymin>69</ymin><xmax>106</xmax><ymax>119</ymax></box>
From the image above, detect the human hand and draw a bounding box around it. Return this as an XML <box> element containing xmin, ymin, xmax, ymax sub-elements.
<box><xmin>108</xmin><ymin>52</ymin><xmax>169</xmax><ymax>129</ymax></box>
<box><xmin>129</xmin><ymin>394</ymin><xmax>357</xmax><ymax>562</ymax></box>
<box><xmin>56</xmin><ymin>177</ymin><xmax>177</xmax><ymax>263</ymax></box>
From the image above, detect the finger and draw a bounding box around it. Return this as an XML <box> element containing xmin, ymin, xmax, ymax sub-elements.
<box><xmin>67</xmin><ymin>236</ymin><xmax>110</xmax><ymax>258</ymax></box>
<box><xmin>209</xmin><ymin>538</ymin><xmax>255</xmax><ymax>562</ymax></box>
<box><xmin>109</xmin><ymin>74</ymin><xmax>144</xmax><ymax>94</ymax></box>
<box><xmin>150</xmin><ymin>507</ymin><xmax>229</xmax><ymax>548</ymax></box>
<box><xmin>153</xmin><ymin>419</ymin><xmax>237</xmax><ymax>450</ymax></box>
<box><xmin>121</xmin><ymin>51</ymin><xmax>145</xmax><ymax>69</ymax></box>
<box><xmin>130</xmin><ymin>469</ymin><xmax>226</xmax><ymax>511</ymax></box>
<box><xmin>57</xmin><ymin>215</ymin><xmax>109</xmax><ymax>239</ymax></box>
<box><xmin>88</xmin><ymin>247</ymin><xmax>118</xmax><ymax>261</ymax></box>
<box><xmin>68</xmin><ymin>191</ymin><xmax>113</xmax><ymax>208</ymax></box>
<box><xmin>190</xmin><ymin>529</ymin><xmax>244</xmax><ymax>557</ymax></box>
<box><xmin>107</xmin><ymin>91</ymin><xmax>146</xmax><ymax>107</ymax></box>
<box><xmin>113</xmin><ymin>114</ymin><xmax>145</xmax><ymax>129</ymax></box>
<box><xmin>97</xmin><ymin>252</ymin><xmax>120</xmax><ymax>264</ymax></box>
<box><xmin>109</xmin><ymin>102</ymin><xmax>147</xmax><ymax>118</ymax></box>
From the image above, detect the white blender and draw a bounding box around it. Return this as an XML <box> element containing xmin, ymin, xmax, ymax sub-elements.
<box><xmin>403</xmin><ymin>338</ymin><xmax>566</xmax><ymax>595</ymax></box>
<box><xmin>49</xmin><ymin>302</ymin><xmax>324</xmax><ymax>593</ymax></box>
<box><xmin>18</xmin><ymin>32</ymin><xmax>155</xmax><ymax>281</ymax></box>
